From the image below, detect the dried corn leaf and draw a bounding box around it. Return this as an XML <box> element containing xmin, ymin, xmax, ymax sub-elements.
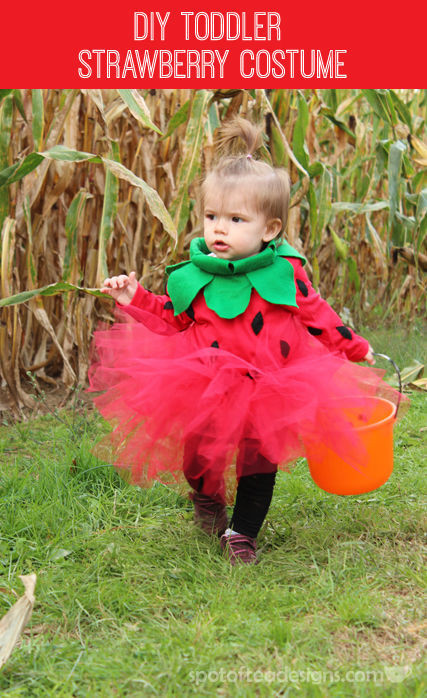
<box><xmin>170</xmin><ymin>90</ymin><xmax>211</xmax><ymax>236</ymax></box>
<box><xmin>102</xmin><ymin>158</ymin><xmax>176</xmax><ymax>240</ymax></box>
<box><xmin>400</xmin><ymin>361</ymin><xmax>424</xmax><ymax>383</ymax></box>
<box><xmin>118</xmin><ymin>90</ymin><xmax>162</xmax><ymax>135</ymax></box>
<box><xmin>63</xmin><ymin>190</ymin><xmax>92</xmax><ymax>282</ymax></box>
<box><xmin>410</xmin><ymin>135</ymin><xmax>427</xmax><ymax>161</ymax></box>
<box><xmin>29</xmin><ymin>302</ymin><xmax>76</xmax><ymax>385</ymax></box>
<box><xmin>1</xmin><ymin>217</ymin><xmax>16</xmax><ymax>298</ymax></box>
<box><xmin>0</xmin><ymin>574</ymin><xmax>36</xmax><ymax>670</ymax></box>
<box><xmin>408</xmin><ymin>377</ymin><xmax>427</xmax><ymax>391</ymax></box>
<box><xmin>388</xmin><ymin>361</ymin><xmax>424</xmax><ymax>388</ymax></box>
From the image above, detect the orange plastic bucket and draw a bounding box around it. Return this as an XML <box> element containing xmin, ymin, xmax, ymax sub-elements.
<box><xmin>305</xmin><ymin>397</ymin><xmax>397</xmax><ymax>495</ymax></box>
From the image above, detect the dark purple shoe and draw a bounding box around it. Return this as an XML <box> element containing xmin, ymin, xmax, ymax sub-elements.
<box><xmin>220</xmin><ymin>531</ymin><xmax>258</xmax><ymax>565</ymax></box>
<box><xmin>190</xmin><ymin>492</ymin><xmax>228</xmax><ymax>537</ymax></box>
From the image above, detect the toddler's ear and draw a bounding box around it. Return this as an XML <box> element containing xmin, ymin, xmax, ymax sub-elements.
<box><xmin>263</xmin><ymin>218</ymin><xmax>282</xmax><ymax>242</ymax></box>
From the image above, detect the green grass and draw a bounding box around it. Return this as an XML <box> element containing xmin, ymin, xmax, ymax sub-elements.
<box><xmin>0</xmin><ymin>329</ymin><xmax>425</xmax><ymax>697</ymax></box>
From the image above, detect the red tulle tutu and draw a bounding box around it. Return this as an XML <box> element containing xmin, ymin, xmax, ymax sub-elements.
<box><xmin>88</xmin><ymin>303</ymin><xmax>401</xmax><ymax>503</ymax></box>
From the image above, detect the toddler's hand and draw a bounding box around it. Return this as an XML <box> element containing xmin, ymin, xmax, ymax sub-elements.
<box><xmin>363</xmin><ymin>345</ymin><xmax>375</xmax><ymax>365</ymax></box>
<box><xmin>101</xmin><ymin>271</ymin><xmax>139</xmax><ymax>305</ymax></box>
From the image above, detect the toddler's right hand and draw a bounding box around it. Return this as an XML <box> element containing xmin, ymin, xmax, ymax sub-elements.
<box><xmin>101</xmin><ymin>271</ymin><xmax>138</xmax><ymax>305</ymax></box>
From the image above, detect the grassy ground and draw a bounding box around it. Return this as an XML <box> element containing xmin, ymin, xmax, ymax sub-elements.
<box><xmin>0</xmin><ymin>328</ymin><xmax>425</xmax><ymax>697</ymax></box>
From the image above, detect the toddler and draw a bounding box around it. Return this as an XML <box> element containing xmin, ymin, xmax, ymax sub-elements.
<box><xmin>90</xmin><ymin>118</ymin><xmax>393</xmax><ymax>565</ymax></box>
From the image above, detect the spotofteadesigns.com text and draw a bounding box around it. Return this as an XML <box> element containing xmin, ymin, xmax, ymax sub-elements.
<box><xmin>189</xmin><ymin>664</ymin><xmax>413</xmax><ymax>686</ymax></box>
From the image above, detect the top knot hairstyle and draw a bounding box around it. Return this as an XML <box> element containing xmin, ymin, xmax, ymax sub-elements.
<box><xmin>201</xmin><ymin>117</ymin><xmax>291</xmax><ymax>234</ymax></box>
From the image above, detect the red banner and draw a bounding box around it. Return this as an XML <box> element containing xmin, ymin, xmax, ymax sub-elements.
<box><xmin>1</xmin><ymin>0</ymin><xmax>425</xmax><ymax>87</ymax></box>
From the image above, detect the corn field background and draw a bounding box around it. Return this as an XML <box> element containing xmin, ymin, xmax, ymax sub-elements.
<box><xmin>0</xmin><ymin>88</ymin><xmax>425</xmax><ymax>412</ymax></box>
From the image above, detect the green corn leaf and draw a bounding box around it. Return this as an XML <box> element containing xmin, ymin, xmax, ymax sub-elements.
<box><xmin>389</xmin><ymin>91</ymin><xmax>412</xmax><ymax>130</ymax></box>
<box><xmin>117</xmin><ymin>90</ymin><xmax>162</xmax><ymax>135</ymax></box>
<box><xmin>63</xmin><ymin>190</ymin><xmax>92</xmax><ymax>282</ymax></box>
<box><xmin>330</xmin><ymin>228</ymin><xmax>348</xmax><ymax>260</ymax></box>
<box><xmin>308</xmin><ymin>162</ymin><xmax>323</xmax><ymax>178</ymax></box>
<box><xmin>415</xmin><ymin>189</ymin><xmax>427</xmax><ymax>245</ymax></box>
<box><xmin>207</xmin><ymin>102</ymin><xmax>220</xmax><ymax>134</ymax></box>
<box><xmin>332</xmin><ymin>201</ymin><xmax>389</xmax><ymax>214</ymax></box>
<box><xmin>0</xmin><ymin>152</ymin><xmax>44</xmax><ymax>188</ymax></box>
<box><xmin>41</xmin><ymin>145</ymin><xmax>101</xmax><ymax>162</ymax></box>
<box><xmin>316</xmin><ymin>166</ymin><xmax>333</xmax><ymax>237</ymax></box>
<box><xmin>12</xmin><ymin>90</ymin><xmax>26</xmax><ymax>122</ymax></box>
<box><xmin>308</xmin><ymin>182</ymin><xmax>318</xmax><ymax>242</ymax></box>
<box><xmin>0</xmin><ymin>282</ymin><xmax>106</xmax><ymax>308</ymax></box>
<box><xmin>362</xmin><ymin>90</ymin><xmax>391</xmax><ymax>124</ymax></box>
<box><xmin>356</xmin><ymin>173</ymin><xmax>371</xmax><ymax>201</ymax></box>
<box><xmin>319</xmin><ymin>107</ymin><xmax>356</xmax><ymax>139</ymax></box>
<box><xmin>0</xmin><ymin>90</ymin><xmax>13</xmax><ymax>104</ymax></box>
<box><xmin>388</xmin><ymin>140</ymin><xmax>407</xmax><ymax>228</ymax></box>
<box><xmin>97</xmin><ymin>142</ymin><xmax>119</xmax><ymax>284</ymax></box>
<box><xmin>32</xmin><ymin>89</ymin><xmax>44</xmax><ymax>151</ymax></box>
<box><xmin>385</xmin><ymin>91</ymin><xmax>398</xmax><ymax>125</ymax></box>
<box><xmin>0</xmin><ymin>94</ymin><xmax>13</xmax><ymax>228</ymax></box>
<box><xmin>293</xmin><ymin>93</ymin><xmax>309</xmax><ymax>170</ymax></box>
<box><xmin>102</xmin><ymin>157</ymin><xmax>176</xmax><ymax>241</ymax></box>
<box><xmin>170</xmin><ymin>90</ymin><xmax>211</xmax><ymax>236</ymax></box>
<box><xmin>346</xmin><ymin>256</ymin><xmax>360</xmax><ymax>292</ymax></box>
<box><xmin>324</xmin><ymin>89</ymin><xmax>338</xmax><ymax>113</ymax></box>
<box><xmin>163</xmin><ymin>100</ymin><xmax>190</xmax><ymax>139</ymax></box>
<box><xmin>270</xmin><ymin>122</ymin><xmax>286</xmax><ymax>167</ymax></box>
<box><xmin>0</xmin><ymin>147</ymin><xmax>101</xmax><ymax>188</ymax></box>
<box><xmin>394</xmin><ymin>211</ymin><xmax>415</xmax><ymax>229</ymax></box>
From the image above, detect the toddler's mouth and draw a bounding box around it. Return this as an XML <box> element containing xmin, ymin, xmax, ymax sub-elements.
<box><xmin>213</xmin><ymin>241</ymin><xmax>230</xmax><ymax>251</ymax></box>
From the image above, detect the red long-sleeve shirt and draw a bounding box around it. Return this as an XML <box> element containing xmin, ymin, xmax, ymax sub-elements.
<box><xmin>121</xmin><ymin>256</ymin><xmax>369</xmax><ymax>365</ymax></box>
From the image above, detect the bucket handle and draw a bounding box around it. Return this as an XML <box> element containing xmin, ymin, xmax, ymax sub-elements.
<box><xmin>372</xmin><ymin>352</ymin><xmax>402</xmax><ymax>419</ymax></box>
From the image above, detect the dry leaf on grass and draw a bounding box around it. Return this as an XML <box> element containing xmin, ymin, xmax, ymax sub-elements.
<box><xmin>0</xmin><ymin>574</ymin><xmax>36</xmax><ymax>670</ymax></box>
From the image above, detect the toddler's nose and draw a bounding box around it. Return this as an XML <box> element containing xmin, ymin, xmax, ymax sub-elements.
<box><xmin>214</xmin><ymin>217</ymin><xmax>228</xmax><ymax>235</ymax></box>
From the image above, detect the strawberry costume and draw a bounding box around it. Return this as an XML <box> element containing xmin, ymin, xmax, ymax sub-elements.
<box><xmin>89</xmin><ymin>238</ymin><xmax>393</xmax><ymax>503</ymax></box>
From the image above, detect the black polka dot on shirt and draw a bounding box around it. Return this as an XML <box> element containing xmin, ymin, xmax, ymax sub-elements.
<box><xmin>280</xmin><ymin>340</ymin><xmax>290</xmax><ymax>358</ymax></box>
<box><xmin>186</xmin><ymin>304</ymin><xmax>195</xmax><ymax>321</ymax></box>
<box><xmin>296</xmin><ymin>279</ymin><xmax>309</xmax><ymax>297</ymax></box>
<box><xmin>308</xmin><ymin>326</ymin><xmax>323</xmax><ymax>336</ymax></box>
<box><xmin>163</xmin><ymin>300</ymin><xmax>173</xmax><ymax>310</ymax></box>
<box><xmin>251</xmin><ymin>312</ymin><xmax>264</xmax><ymax>336</ymax></box>
<box><xmin>336</xmin><ymin>326</ymin><xmax>353</xmax><ymax>340</ymax></box>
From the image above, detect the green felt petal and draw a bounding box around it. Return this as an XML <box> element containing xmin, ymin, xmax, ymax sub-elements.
<box><xmin>166</xmin><ymin>263</ymin><xmax>213</xmax><ymax>315</ymax></box>
<box><xmin>204</xmin><ymin>275</ymin><xmax>252</xmax><ymax>319</ymax></box>
<box><xmin>190</xmin><ymin>238</ymin><xmax>276</xmax><ymax>275</ymax></box>
<box><xmin>277</xmin><ymin>240</ymin><xmax>306</xmax><ymax>265</ymax></box>
<box><xmin>247</xmin><ymin>256</ymin><xmax>298</xmax><ymax>308</ymax></box>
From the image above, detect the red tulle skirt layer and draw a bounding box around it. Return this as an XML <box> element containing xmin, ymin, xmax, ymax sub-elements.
<box><xmin>88</xmin><ymin>309</ymin><xmax>401</xmax><ymax>503</ymax></box>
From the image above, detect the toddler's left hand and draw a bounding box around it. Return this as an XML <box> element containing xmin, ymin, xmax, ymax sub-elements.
<box><xmin>364</xmin><ymin>345</ymin><xmax>375</xmax><ymax>365</ymax></box>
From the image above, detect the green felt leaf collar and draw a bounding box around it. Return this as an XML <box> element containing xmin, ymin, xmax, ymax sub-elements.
<box><xmin>165</xmin><ymin>238</ymin><xmax>306</xmax><ymax>319</ymax></box>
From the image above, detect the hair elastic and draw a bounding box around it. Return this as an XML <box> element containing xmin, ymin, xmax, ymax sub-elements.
<box><xmin>246</xmin><ymin>153</ymin><xmax>253</xmax><ymax>159</ymax></box>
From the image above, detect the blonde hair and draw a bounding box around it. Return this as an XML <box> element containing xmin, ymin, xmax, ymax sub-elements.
<box><xmin>201</xmin><ymin>117</ymin><xmax>290</xmax><ymax>233</ymax></box>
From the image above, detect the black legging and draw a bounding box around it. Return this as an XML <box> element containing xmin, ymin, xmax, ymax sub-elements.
<box><xmin>184</xmin><ymin>436</ymin><xmax>277</xmax><ymax>539</ymax></box>
<box><xmin>230</xmin><ymin>471</ymin><xmax>277</xmax><ymax>538</ymax></box>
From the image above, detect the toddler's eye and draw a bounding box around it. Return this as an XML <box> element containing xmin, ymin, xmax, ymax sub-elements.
<box><xmin>232</xmin><ymin>216</ymin><xmax>242</xmax><ymax>223</ymax></box>
<box><xmin>205</xmin><ymin>213</ymin><xmax>215</xmax><ymax>220</ymax></box>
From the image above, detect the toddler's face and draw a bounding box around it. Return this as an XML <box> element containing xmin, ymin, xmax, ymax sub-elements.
<box><xmin>203</xmin><ymin>188</ymin><xmax>279</xmax><ymax>261</ymax></box>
